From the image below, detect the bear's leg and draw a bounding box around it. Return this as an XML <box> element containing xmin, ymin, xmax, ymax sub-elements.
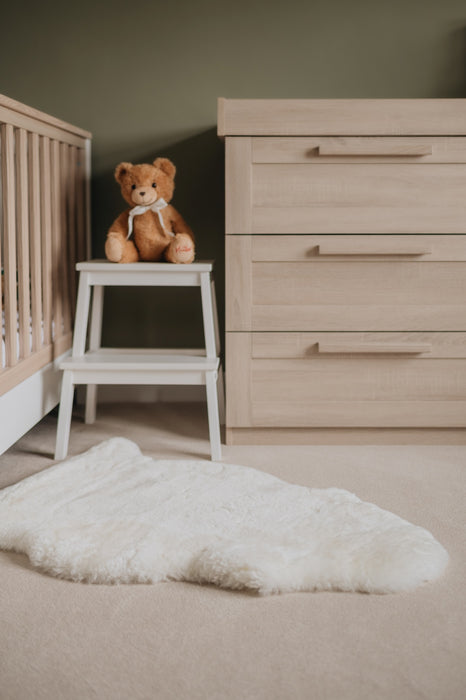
<box><xmin>105</xmin><ymin>232</ymin><xmax>140</xmax><ymax>263</ymax></box>
<box><xmin>164</xmin><ymin>233</ymin><xmax>195</xmax><ymax>264</ymax></box>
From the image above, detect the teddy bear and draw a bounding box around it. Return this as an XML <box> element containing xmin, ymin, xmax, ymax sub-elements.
<box><xmin>105</xmin><ymin>157</ymin><xmax>195</xmax><ymax>264</ymax></box>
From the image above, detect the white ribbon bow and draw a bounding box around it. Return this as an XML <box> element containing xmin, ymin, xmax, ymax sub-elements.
<box><xmin>126</xmin><ymin>198</ymin><xmax>174</xmax><ymax>240</ymax></box>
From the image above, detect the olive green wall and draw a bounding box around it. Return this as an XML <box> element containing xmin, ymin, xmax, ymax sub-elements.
<box><xmin>1</xmin><ymin>0</ymin><xmax>465</xmax><ymax>349</ymax></box>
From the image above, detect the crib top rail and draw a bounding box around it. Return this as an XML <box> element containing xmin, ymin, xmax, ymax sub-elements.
<box><xmin>0</xmin><ymin>93</ymin><xmax>92</xmax><ymax>147</ymax></box>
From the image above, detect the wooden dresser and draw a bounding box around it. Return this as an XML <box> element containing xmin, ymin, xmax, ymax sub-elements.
<box><xmin>218</xmin><ymin>99</ymin><xmax>466</xmax><ymax>444</ymax></box>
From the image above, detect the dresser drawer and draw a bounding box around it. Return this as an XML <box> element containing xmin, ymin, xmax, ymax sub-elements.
<box><xmin>249</xmin><ymin>234</ymin><xmax>466</xmax><ymax>262</ymax></box>
<box><xmin>247</xmin><ymin>137</ymin><xmax>466</xmax><ymax>234</ymax></box>
<box><xmin>252</xmin><ymin>137</ymin><xmax>466</xmax><ymax>164</ymax></box>
<box><xmin>226</xmin><ymin>332</ymin><xmax>466</xmax><ymax>429</ymax></box>
<box><xmin>226</xmin><ymin>235</ymin><xmax>466</xmax><ymax>332</ymax></box>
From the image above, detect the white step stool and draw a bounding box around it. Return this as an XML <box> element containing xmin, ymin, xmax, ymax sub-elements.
<box><xmin>55</xmin><ymin>260</ymin><xmax>224</xmax><ymax>461</ymax></box>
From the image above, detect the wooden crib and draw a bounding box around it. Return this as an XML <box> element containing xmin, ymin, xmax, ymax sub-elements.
<box><xmin>0</xmin><ymin>93</ymin><xmax>91</xmax><ymax>454</ymax></box>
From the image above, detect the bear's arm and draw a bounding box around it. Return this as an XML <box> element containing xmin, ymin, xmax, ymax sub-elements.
<box><xmin>166</xmin><ymin>205</ymin><xmax>194</xmax><ymax>241</ymax></box>
<box><xmin>108</xmin><ymin>210</ymin><xmax>130</xmax><ymax>237</ymax></box>
<box><xmin>108</xmin><ymin>209</ymin><xmax>129</xmax><ymax>238</ymax></box>
<box><xmin>105</xmin><ymin>210</ymin><xmax>139</xmax><ymax>263</ymax></box>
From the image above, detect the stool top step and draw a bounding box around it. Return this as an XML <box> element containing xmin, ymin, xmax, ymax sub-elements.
<box><xmin>77</xmin><ymin>259</ymin><xmax>214</xmax><ymax>272</ymax></box>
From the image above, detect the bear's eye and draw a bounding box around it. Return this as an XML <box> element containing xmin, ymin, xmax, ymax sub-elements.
<box><xmin>152</xmin><ymin>182</ymin><xmax>157</xmax><ymax>188</ymax></box>
<box><xmin>131</xmin><ymin>184</ymin><xmax>136</xmax><ymax>190</ymax></box>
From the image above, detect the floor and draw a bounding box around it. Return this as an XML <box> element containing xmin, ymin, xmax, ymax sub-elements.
<box><xmin>0</xmin><ymin>402</ymin><xmax>465</xmax><ymax>700</ymax></box>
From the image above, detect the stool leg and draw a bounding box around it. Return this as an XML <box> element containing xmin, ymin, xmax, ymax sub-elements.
<box><xmin>85</xmin><ymin>387</ymin><xmax>97</xmax><ymax>425</ymax></box>
<box><xmin>55</xmin><ymin>371</ymin><xmax>75</xmax><ymax>461</ymax></box>
<box><xmin>210</xmin><ymin>277</ymin><xmax>225</xmax><ymax>425</ymax></box>
<box><xmin>210</xmin><ymin>278</ymin><xmax>221</xmax><ymax>357</ymax></box>
<box><xmin>85</xmin><ymin>285</ymin><xmax>104</xmax><ymax>424</ymax></box>
<box><xmin>72</xmin><ymin>272</ymin><xmax>91</xmax><ymax>356</ymax></box>
<box><xmin>206</xmin><ymin>370</ymin><xmax>222</xmax><ymax>461</ymax></box>
<box><xmin>200</xmin><ymin>272</ymin><xmax>217</xmax><ymax>359</ymax></box>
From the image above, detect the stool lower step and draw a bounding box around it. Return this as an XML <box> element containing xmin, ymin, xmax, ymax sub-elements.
<box><xmin>61</xmin><ymin>348</ymin><xmax>219</xmax><ymax>372</ymax></box>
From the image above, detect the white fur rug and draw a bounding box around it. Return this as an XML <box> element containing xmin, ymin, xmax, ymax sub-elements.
<box><xmin>0</xmin><ymin>438</ymin><xmax>448</xmax><ymax>594</ymax></box>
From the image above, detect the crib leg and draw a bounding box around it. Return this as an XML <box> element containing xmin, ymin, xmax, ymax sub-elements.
<box><xmin>55</xmin><ymin>371</ymin><xmax>75</xmax><ymax>461</ymax></box>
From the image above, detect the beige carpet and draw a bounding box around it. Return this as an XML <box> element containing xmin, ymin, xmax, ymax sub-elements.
<box><xmin>0</xmin><ymin>402</ymin><xmax>465</xmax><ymax>700</ymax></box>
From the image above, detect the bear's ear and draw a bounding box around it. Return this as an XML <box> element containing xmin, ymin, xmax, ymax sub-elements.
<box><xmin>153</xmin><ymin>157</ymin><xmax>176</xmax><ymax>179</ymax></box>
<box><xmin>114</xmin><ymin>162</ymin><xmax>133</xmax><ymax>184</ymax></box>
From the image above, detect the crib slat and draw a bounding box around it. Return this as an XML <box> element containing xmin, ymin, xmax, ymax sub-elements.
<box><xmin>40</xmin><ymin>136</ymin><xmax>53</xmax><ymax>346</ymax></box>
<box><xmin>0</xmin><ymin>136</ymin><xmax>3</xmax><ymax>362</ymax></box>
<box><xmin>29</xmin><ymin>131</ymin><xmax>43</xmax><ymax>351</ymax></box>
<box><xmin>1</xmin><ymin>123</ymin><xmax>18</xmax><ymax>367</ymax></box>
<box><xmin>59</xmin><ymin>142</ymin><xmax>71</xmax><ymax>335</ymax></box>
<box><xmin>84</xmin><ymin>140</ymin><xmax>92</xmax><ymax>259</ymax></box>
<box><xmin>76</xmin><ymin>147</ymin><xmax>86</xmax><ymax>263</ymax></box>
<box><xmin>68</xmin><ymin>146</ymin><xmax>78</xmax><ymax>314</ymax></box>
<box><xmin>50</xmin><ymin>139</ymin><xmax>63</xmax><ymax>340</ymax></box>
<box><xmin>16</xmin><ymin>128</ymin><xmax>31</xmax><ymax>359</ymax></box>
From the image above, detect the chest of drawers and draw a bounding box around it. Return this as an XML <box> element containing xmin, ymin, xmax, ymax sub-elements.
<box><xmin>219</xmin><ymin>99</ymin><xmax>466</xmax><ymax>444</ymax></box>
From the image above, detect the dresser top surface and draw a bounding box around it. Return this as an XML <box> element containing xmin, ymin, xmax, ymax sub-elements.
<box><xmin>218</xmin><ymin>98</ymin><xmax>466</xmax><ymax>137</ymax></box>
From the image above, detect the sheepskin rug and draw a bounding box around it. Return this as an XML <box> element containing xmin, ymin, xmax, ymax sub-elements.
<box><xmin>0</xmin><ymin>438</ymin><xmax>448</xmax><ymax>594</ymax></box>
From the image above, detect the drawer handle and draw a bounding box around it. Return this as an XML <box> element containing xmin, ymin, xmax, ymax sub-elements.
<box><xmin>317</xmin><ymin>243</ymin><xmax>432</xmax><ymax>256</ymax></box>
<box><xmin>317</xmin><ymin>342</ymin><xmax>432</xmax><ymax>355</ymax></box>
<box><xmin>317</xmin><ymin>144</ymin><xmax>433</xmax><ymax>157</ymax></box>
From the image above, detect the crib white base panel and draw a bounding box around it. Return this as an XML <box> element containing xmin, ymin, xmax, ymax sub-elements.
<box><xmin>0</xmin><ymin>350</ymin><xmax>71</xmax><ymax>455</ymax></box>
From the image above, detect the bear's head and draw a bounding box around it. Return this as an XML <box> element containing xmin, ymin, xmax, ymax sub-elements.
<box><xmin>114</xmin><ymin>157</ymin><xmax>176</xmax><ymax>208</ymax></box>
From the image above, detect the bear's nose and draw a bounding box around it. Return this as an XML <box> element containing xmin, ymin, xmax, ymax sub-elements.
<box><xmin>139</xmin><ymin>191</ymin><xmax>146</xmax><ymax>196</ymax></box>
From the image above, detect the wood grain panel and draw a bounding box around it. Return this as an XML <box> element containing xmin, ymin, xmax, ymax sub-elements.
<box><xmin>0</xmin><ymin>92</ymin><xmax>91</xmax><ymax>139</ymax></box>
<box><xmin>225</xmin><ymin>333</ymin><xmax>252</xmax><ymax>427</ymax></box>
<box><xmin>221</xmin><ymin>100</ymin><xmax>466</xmax><ymax>439</ymax></box>
<box><xmin>250</xmin><ymin>235</ymin><xmax>466</xmax><ymax>262</ymax></box>
<box><xmin>40</xmin><ymin>136</ymin><xmax>53</xmax><ymax>346</ymax></box>
<box><xmin>29</xmin><ymin>132</ymin><xmax>43</xmax><ymax>352</ymax></box>
<box><xmin>225</xmin><ymin>137</ymin><xmax>252</xmax><ymax>233</ymax></box>
<box><xmin>253</xmin><ymin>164</ymin><xmax>466</xmax><ymax>208</ymax></box>
<box><xmin>50</xmin><ymin>140</ymin><xmax>63</xmax><ymax>340</ymax></box>
<box><xmin>226</xmin><ymin>427</ymin><xmax>466</xmax><ymax>445</ymax></box>
<box><xmin>253</xmin><ymin>262</ymin><xmax>466</xmax><ymax>306</ymax></box>
<box><xmin>0</xmin><ymin>332</ymin><xmax>72</xmax><ymax>397</ymax></box>
<box><xmin>253</xmin><ymin>358</ymin><xmax>466</xmax><ymax>402</ymax></box>
<box><xmin>68</xmin><ymin>146</ymin><xmax>78</xmax><ymax>314</ymax></box>
<box><xmin>252</xmin><ymin>333</ymin><xmax>466</xmax><ymax>359</ymax></box>
<box><xmin>252</xmin><ymin>137</ymin><xmax>466</xmax><ymax>163</ymax></box>
<box><xmin>252</xmin><ymin>206</ymin><xmax>466</xmax><ymax>234</ymax></box>
<box><xmin>60</xmin><ymin>142</ymin><xmax>71</xmax><ymax>334</ymax></box>
<box><xmin>219</xmin><ymin>99</ymin><xmax>466</xmax><ymax>136</ymax></box>
<box><xmin>251</xmin><ymin>304</ymin><xmax>466</xmax><ymax>332</ymax></box>
<box><xmin>251</xmin><ymin>400</ymin><xmax>466</xmax><ymax>428</ymax></box>
<box><xmin>227</xmin><ymin>238</ymin><xmax>466</xmax><ymax>330</ymax></box>
<box><xmin>1</xmin><ymin>123</ymin><xmax>17</xmax><ymax>367</ymax></box>
<box><xmin>75</xmin><ymin>147</ymin><xmax>86</xmax><ymax>263</ymax></box>
<box><xmin>225</xmin><ymin>236</ymin><xmax>252</xmax><ymax>330</ymax></box>
<box><xmin>15</xmin><ymin>128</ymin><xmax>31</xmax><ymax>359</ymax></box>
<box><xmin>226</xmin><ymin>331</ymin><xmax>466</xmax><ymax>428</ymax></box>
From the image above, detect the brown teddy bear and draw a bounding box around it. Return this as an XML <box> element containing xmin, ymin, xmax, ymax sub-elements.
<box><xmin>105</xmin><ymin>157</ymin><xmax>195</xmax><ymax>264</ymax></box>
